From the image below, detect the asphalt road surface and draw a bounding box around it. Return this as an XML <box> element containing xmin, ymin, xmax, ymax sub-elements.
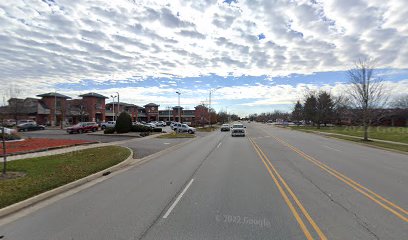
<box><xmin>1</xmin><ymin>123</ymin><xmax>407</xmax><ymax>239</ymax></box>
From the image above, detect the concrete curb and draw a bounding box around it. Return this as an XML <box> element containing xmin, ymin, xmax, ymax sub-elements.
<box><xmin>0</xmin><ymin>147</ymin><xmax>134</xmax><ymax>218</ymax></box>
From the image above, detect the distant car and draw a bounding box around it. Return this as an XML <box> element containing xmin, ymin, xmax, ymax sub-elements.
<box><xmin>178</xmin><ymin>124</ymin><xmax>196</xmax><ymax>134</ymax></box>
<box><xmin>220</xmin><ymin>124</ymin><xmax>230</xmax><ymax>131</ymax></box>
<box><xmin>66</xmin><ymin>122</ymin><xmax>98</xmax><ymax>134</ymax></box>
<box><xmin>231</xmin><ymin>124</ymin><xmax>246</xmax><ymax>137</ymax></box>
<box><xmin>100</xmin><ymin>121</ymin><xmax>116</xmax><ymax>129</ymax></box>
<box><xmin>17</xmin><ymin>123</ymin><xmax>45</xmax><ymax>132</ymax></box>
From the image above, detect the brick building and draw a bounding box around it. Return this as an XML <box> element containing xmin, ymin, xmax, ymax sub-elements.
<box><xmin>1</xmin><ymin>92</ymin><xmax>212</xmax><ymax>126</ymax></box>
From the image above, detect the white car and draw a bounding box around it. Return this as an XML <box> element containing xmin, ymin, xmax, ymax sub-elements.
<box><xmin>0</xmin><ymin>127</ymin><xmax>17</xmax><ymax>135</ymax></box>
<box><xmin>231</xmin><ymin>124</ymin><xmax>246</xmax><ymax>137</ymax></box>
<box><xmin>156</xmin><ymin>121</ymin><xmax>166</xmax><ymax>127</ymax></box>
<box><xmin>171</xmin><ymin>122</ymin><xmax>181</xmax><ymax>130</ymax></box>
<box><xmin>145</xmin><ymin>123</ymin><xmax>156</xmax><ymax>129</ymax></box>
<box><xmin>178</xmin><ymin>124</ymin><xmax>196</xmax><ymax>134</ymax></box>
<box><xmin>100</xmin><ymin>121</ymin><xmax>116</xmax><ymax>129</ymax></box>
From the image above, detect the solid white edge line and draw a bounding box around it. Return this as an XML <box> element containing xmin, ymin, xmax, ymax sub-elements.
<box><xmin>162</xmin><ymin>178</ymin><xmax>194</xmax><ymax>219</ymax></box>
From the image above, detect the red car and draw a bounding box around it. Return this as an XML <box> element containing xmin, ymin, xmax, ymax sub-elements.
<box><xmin>66</xmin><ymin>122</ymin><xmax>99</xmax><ymax>134</ymax></box>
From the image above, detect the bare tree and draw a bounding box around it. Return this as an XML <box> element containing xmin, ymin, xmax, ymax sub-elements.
<box><xmin>348</xmin><ymin>59</ymin><xmax>388</xmax><ymax>141</ymax></box>
<box><xmin>391</xmin><ymin>94</ymin><xmax>408</xmax><ymax>109</ymax></box>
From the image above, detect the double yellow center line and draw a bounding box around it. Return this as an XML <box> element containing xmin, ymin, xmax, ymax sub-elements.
<box><xmin>249</xmin><ymin>137</ymin><xmax>327</xmax><ymax>240</ymax></box>
<box><xmin>270</xmin><ymin>134</ymin><xmax>408</xmax><ymax>223</ymax></box>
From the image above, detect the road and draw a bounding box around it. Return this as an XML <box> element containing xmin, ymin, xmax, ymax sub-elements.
<box><xmin>1</xmin><ymin>123</ymin><xmax>407</xmax><ymax>239</ymax></box>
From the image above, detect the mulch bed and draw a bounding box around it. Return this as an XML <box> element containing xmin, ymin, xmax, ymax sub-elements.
<box><xmin>0</xmin><ymin>138</ymin><xmax>95</xmax><ymax>156</ymax></box>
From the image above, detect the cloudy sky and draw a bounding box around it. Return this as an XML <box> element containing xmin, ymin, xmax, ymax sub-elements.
<box><xmin>0</xmin><ymin>0</ymin><xmax>407</xmax><ymax>116</ymax></box>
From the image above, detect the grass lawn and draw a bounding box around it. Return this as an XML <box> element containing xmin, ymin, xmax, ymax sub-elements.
<box><xmin>289</xmin><ymin>126</ymin><xmax>408</xmax><ymax>144</ymax></box>
<box><xmin>330</xmin><ymin>135</ymin><xmax>408</xmax><ymax>153</ymax></box>
<box><xmin>196</xmin><ymin>126</ymin><xmax>219</xmax><ymax>132</ymax></box>
<box><xmin>157</xmin><ymin>132</ymin><xmax>195</xmax><ymax>138</ymax></box>
<box><xmin>0</xmin><ymin>146</ymin><xmax>130</xmax><ymax>209</ymax></box>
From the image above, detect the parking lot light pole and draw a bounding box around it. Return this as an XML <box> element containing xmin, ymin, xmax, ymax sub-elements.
<box><xmin>110</xmin><ymin>95</ymin><xmax>117</xmax><ymax>121</ymax></box>
<box><xmin>116</xmin><ymin>92</ymin><xmax>120</xmax><ymax>119</ymax></box>
<box><xmin>176</xmin><ymin>91</ymin><xmax>181</xmax><ymax>122</ymax></box>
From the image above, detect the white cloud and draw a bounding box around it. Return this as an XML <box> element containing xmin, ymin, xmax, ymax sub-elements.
<box><xmin>0</xmin><ymin>0</ymin><xmax>407</xmax><ymax>114</ymax></box>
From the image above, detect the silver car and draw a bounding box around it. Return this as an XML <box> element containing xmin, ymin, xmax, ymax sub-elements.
<box><xmin>231</xmin><ymin>124</ymin><xmax>246</xmax><ymax>137</ymax></box>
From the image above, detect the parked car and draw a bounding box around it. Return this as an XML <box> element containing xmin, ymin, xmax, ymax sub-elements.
<box><xmin>100</xmin><ymin>121</ymin><xmax>116</xmax><ymax>129</ymax></box>
<box><xmin>2</xmin><ymin>119</ymin><xmax>17</xmax><ymax>127</ymax></box>
<box><xmin>144</xmin><ymin>123</ymin><xmax>156</xmax><ymax>129</ymax></box>
<box><xmin>165</xmin><ymin>121</ymin><xmax>172</xmax><ymax>126</ymax></box>
<box><xmin>66</xmin><ymin>122</ymin><xmax>98</xmax><ymax>134</ymax></box>
<box><xmin>17</xmin><ymin>123</ymin><xmax>45</xmax><ymax>132</ymax></box>
<box><xmin>17</xmin><ymin>119</ymin><xmax>36</xmax><ymax>125</ymax></box>
<box><xmin>178</xmin><ymin>124</ymin><xmax>196</xmax><ymax>134</ymax></box>
<box><xmin>155</xmin><ymin>121</ymin><xmax>166</xmax><ymax>127</ymax></box>
<box><xmin>171</xmin><ymin>122</ymin><xmax>181</xmax><ymax>131</ymax></box>
<box><xmin>220</xmin><ymin>124</ymin><xmax>230</xmax><ymax>131</ymax></box>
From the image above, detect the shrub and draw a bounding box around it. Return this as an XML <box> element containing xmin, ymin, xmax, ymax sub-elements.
<box><xmin>131</xmin><ymin>125</ymin><xmax>150</xmax><ymax>132</ymax></box>
<box><xmin>115</xmin><ymin>112</ymin><xmax>132</xmax><ymax>133</ymax></box>
<box><xmin>104</xmin><ymin>127</ymin><xmax>115</xmax><ymax>134</ymax></box>
<box><xmin>152</xmin><ymin>127</ymin><xmax>162</xmax><ymax>132</ymax></box>
<box><xmin>140</xmin><ymin>132</ymin><xmax>150</xmax><ymax>137</ymax></box>
<box><xmin>1</xmin><ymin>133</ymin><xmax>21</xmax><ymax>141</ymax></box>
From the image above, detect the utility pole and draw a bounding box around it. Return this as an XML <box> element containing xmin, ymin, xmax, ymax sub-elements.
<box><xmin>209</xmin><ymin>87</ymin><xmax>221</xmax><ymax>128</ymax></box>
<box><xmin>54</xmin><ymin>92</ymin><xmax>57</xmax><ymax>127</ymax></box>
<box><xmin>167</xmin><ymin>106</ymin><xmax>171</xmax><ymax>122</ymax></box>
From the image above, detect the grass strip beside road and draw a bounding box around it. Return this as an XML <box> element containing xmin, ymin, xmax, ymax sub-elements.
<box><xmin>157</xmin><ymin>133</ymin><xmax>195</xmax><ymax>138</ymax></box>
<box><xmin>289</xmin><ymin>126</ymin><xmax>408</xmax><ymax>144</ymax></box>
<box><xmin>0</xmin><ymin>146</ymin><xmax>131</xmax><ymax>209</ymax></box>
<box><xmin>331</xmin><ymin>135</ymin><xmax>408</xmax><ymax>153</ymax></box>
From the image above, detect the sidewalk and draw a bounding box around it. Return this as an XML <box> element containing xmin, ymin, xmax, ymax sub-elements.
<box><xmin>303</xmin><ymin>130</ymin><xmax>408</xmax><ymax>146</ymax></box>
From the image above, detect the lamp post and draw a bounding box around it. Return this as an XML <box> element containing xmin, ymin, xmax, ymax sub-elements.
<box><xmin>176</xmin><ymin>91</ymin><xmax>181</xmax><ymax>123</ymax></box>
<box><xmin>116</xmin><ymin>92</ymin><xmax>120</xmax><ymax>119</ymax></box>
<box><xmin>209</xmin><ymin>87</ymin><xmax>221</xmax><ymax>128</ymax></box>
<box><xmin>110</xmin><ymin>95</ymin><xmax>117</xmax><ymax>121</ymax></box>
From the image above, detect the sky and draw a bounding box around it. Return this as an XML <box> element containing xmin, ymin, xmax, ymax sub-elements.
<box><xmin>0</xmin><ymin>0</ymin><xmax>407</xmax><ymax>116</ymax></box>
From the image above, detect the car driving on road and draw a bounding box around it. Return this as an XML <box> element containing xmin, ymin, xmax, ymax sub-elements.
<box><xmin>231</xmin><ymin>123</ymin><xmax>246</xmax><ymax>137</ymax></box>
<box><xmin>220</xmin><ymin>124</ymin><xmax>230</xmax><ymax>131</ymax></box>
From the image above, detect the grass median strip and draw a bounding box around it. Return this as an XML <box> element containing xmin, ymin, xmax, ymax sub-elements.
<box><xmin>157</xmin><ymin>133</ymin><xmax>195</xmax><ymax>138</ymax></box>
<box><xmin>0</xmin><ymin>146</ymin><xmax>131</xmax><ymax>209</ymax></box>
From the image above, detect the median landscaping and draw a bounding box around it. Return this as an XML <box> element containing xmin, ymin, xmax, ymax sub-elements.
<box><xmin>0</xmin><ymin>146</ymin><xmax>131</xmax><ymax>208</ymax></box>
<box><xmin>156</xmin><ymin>132</ymin><xmax>195</xmax><ymax>138</ymax></box>
<box><xmin>1</xmin><ymin>138</ymin><xmax>96</xmax><ymax>156</ymax></box>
